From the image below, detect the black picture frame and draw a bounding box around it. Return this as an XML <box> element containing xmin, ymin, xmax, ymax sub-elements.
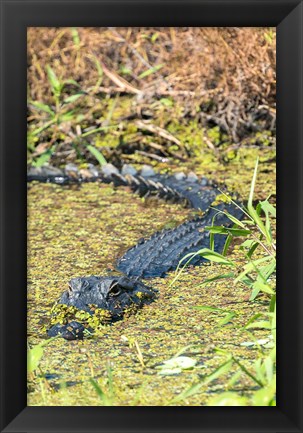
<box><xmin>1</xmin><ymin>0</ymin><xmax>302</xmax><ymax>432</ymax></box>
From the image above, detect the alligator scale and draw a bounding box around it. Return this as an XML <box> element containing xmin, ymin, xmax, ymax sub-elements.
<box><xmin>28</xmin><ymin>163</ymin><xmax>243</xmax><ymax>340</ymax></box>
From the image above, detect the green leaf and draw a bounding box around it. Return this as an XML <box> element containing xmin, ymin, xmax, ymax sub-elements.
<box><xmin>240</xmin><ymin>239</ymin><xmax>256</xmax><ymax>248</ymax></box>
<box><xmin>94</xmin><ymin>58</ymin><xmax>103</xmax><ymax>77</ymax></box>
<box><xmin>59</xmin><ymin>111</ymin><xmax>76</xmax><ymax>122</ymax></box>
<box><xmin>119</xmin><ymin>65</ymin><xmax>132</xmax><ymax>75</ymax></box>
<box><xmin>223</xmin><ymin>233</ymin><xmax>233</xmax><ymax>256</ymax></box>
<box><xmin>28</xmin><ymin>345</ymin><xmax>44</xmax><ymax>373</ymax></box>
<box><xmin>240</xmin><ymin>239</ymin><xmax>260</xmax><ymax>258</ymax></box>
<box><xmin>248</xmin><ymin>158</ymin><xmax>259</xmax><ymax>207</ymax></box>
<box><xmin>209</xmin><ymin>231</ymin><xmax>215</xmax><ymax>251</ymax></box>
<box><xmin>260</xmin><ymin>200</ymin><xmax>276</xmax><ymax>218</ymax></box>
<box><xmin>251</xmin><ymin>376</ymin><xmax>276</xmax><ymax>406</ymax></box>
<box><xmin>246</xmin><ymin>159</ymin><xmax>272</xmax><ymax>244</ymax></box>
<box><xmin>151</xmin><ymin>32</ymin><xmax>160</xmax><ymax>43</ymax></box>
<box><xmin>204</xmin><ymin>359</ymin><xmax>233</xmax><ymax>385</ymax></box>
<box><xmin>234</xmin><ymin>256</ymin><xmax>273</xmax><ymax>284</ymax></box>
<box><xmin>247</xmin><ymin>242</ymin><xmax>259</xmax><ymax>258</ymax></box>
<box><xmin>227</xmin><ymin>371</ymin><xmax>242</xmax><ymax>387</ymax></box>
<box><xmin>260</xmin><ymin>200</ymin><xmax>274</xmax><ymax>242</ymax></box>
<box><xmin>244</xmin><ymin>313</ymin><xmax>263</xmax><ymax>328</ymax></box>
<box><xmin>205</xmin><ymin>226</ymin><xmax>251</xmax><ymax>236</ymax></box>
<box><xmin>63</xmin><ymin>93</ymin><xmax>84</xmax><ymax>104</ymax></box>
<box><xmin>250</xmin><ymin>281</ymin><xmax>275</xmax><ymax>300</ymax></box>
<box><xmin>138</xmin><ymin>64</ymin><xmax>164</xmax><ymax>79</ymax></box>
<box><xmin>197</xmin><ymin>248</ymin><xmax>235</xmax><ymax>266</ymax></box>
<box><xmin>86</xmin><ymin>145</ymin><xmax>107</xmax><ymax>166</ymax></box>
<box><xmin>269</xmin><ymin>294</ymin><xmax>276</xmax><ymax>313</ymax></box>
<box><xmin>33</xmin><ymin>149</ymin><xmax>53</xmax><ymax>167</ymax></box>
<box><xmin>246</xmin><ymin>320</ymin><xmax>271</xmax><ymax>330</ymax></box>
<box><xmin>27</xmin><ymin>339</ymin><xmax>55</xmax><ymax>373</ymax></box>
<box><xmin>89</xmin><ymin>378</ymin><xmax>112</xmax><ymax>405</ymax></box>
<box><xmin>29</xmin><ymin>101</ymin><xmax>55</xmax><ymax>116</ymax></box>
<box><xmin>212</xmin><ymin>201</ymin><xmax>247</xmax><ymax>227</ymax></box>
<box><xmin>264</xmin><ymin>356</ymin><xmax>274</xmax><ymax>383</ymax></box>
<box><xmin>214</xmin><ymin>347</ymin><xmax>230</xmax><ymax>356</ymax></box>
<box><xmin>63</xmin><ymin>79</ymin><xmax>81</xmax><ymax>87</ymax></box>
<box><xmin>81</xmin><ymin>124</ymin><xmax>119</xmax><ymax>138</ymax></box>
<box><xmin>71</xmin><ymin>27</ymin><xmax>80</xmax><ymax>46</ymax></box>
<box><xmin>224</xmin><ymin>211</ymin><xmax>246</xmax><ymax>227</ymax></box>
<box><xmin>217</xmin><ymin>312</ymin><xmax>236</xmax><ymax>327</ymax></box>
<box><xmin>46</xmin><ymin>66</ymin><xmax>61</xmax><ymax>95</ymax></box>
<box><xmin>169</xmin><ymin>382</ymin><xmax>203</xmax><ymax>404</ymax></box>
<box><xmin>30</xmin><ymin>118</ymin><xmax>57</xmax><ymax>136</ymax></box>
<box><xmin>159</xmin><ymin>98</ymin><xmax>173</xmax><ymax>107</ymax></box>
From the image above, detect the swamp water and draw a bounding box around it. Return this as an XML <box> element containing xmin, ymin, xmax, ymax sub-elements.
<box><xmin>27</xmin><ymin>162</ymin><xmax>274</xmax><ymax>406</ymax></box>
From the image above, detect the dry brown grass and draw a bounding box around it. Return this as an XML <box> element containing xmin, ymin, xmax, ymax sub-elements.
<box><xmin>27</xmin><ymin>27</ymin><xmax>276</xmax><ymax>159</ymax></box>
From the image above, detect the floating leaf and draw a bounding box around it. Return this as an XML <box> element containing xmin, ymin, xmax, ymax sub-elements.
<box><xmin>157</xmin><ymin>356</ymin><xmax>197</xmax><ymax>376</ymax></box>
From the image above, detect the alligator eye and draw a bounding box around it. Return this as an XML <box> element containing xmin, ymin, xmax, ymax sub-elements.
<box><xmin>109</xmin><ymin>285</ymin><xmax>121</xmax><ymax>297</ymax></box>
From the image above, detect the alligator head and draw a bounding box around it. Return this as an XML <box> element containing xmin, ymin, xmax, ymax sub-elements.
<box><xmin>47</xmin><ymin>275</ymin><xmax>157</xmax><ymax>340</ymax></box>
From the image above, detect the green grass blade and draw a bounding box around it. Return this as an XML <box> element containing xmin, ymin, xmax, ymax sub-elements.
<box><xmin>71</xmin><ymin>27</ymin><xmax>80</xmax><ymax>46</ymax></box>
<box><xmin>248</xmin><ymin>158</ymin><xmax>259</xmax><ymax>207</ymax></box>
<box><xmin>86</xmin><ymin>144</ymin><xmax>107</xmax><ymax>166</ymax></box>
<box><xmin>260</xmin><ymin>200</ymin><xmax>276</xmax><ymax>218</ymax></box>
<box><xmin>138</xmin><ymin>64</ymin><xmax>164</xmax><ymax>79</ymax></box>
<box><xmin>232</xmin><ymin>356</ymin><xmax>264</xmax><ymax>387</ymax></box>
<box><xmin>81</xmin><ymin>125</ymin><xmax>119</xmax><ymax>138</ymax></box>
<box><xmin>89</xmin><ymin>378</ymin><xmax>112</xmax><ymax>405</ymax></box>
<box><xmin>197</xmin><ymin>248</ymin><xmax>235</xmax><ymax>265</ymax></box>
<box><xmin>169</xmin><ymin>382</ymin><xmax>203</xmax><ymax>404</ymax></box>
<box><xmin>197</xmin><ymin>272</ymin><xmax>235</xmax><ymax>288</ymax></box>
<box><xmin>204</xmin><ymin>358</ymin><xmax>233</xmax><ymax>385</ymax></box>
<box><xmin>223</xmin><ymin>233</ymin><xmax>233</xmax><ymax>256</ymax></box>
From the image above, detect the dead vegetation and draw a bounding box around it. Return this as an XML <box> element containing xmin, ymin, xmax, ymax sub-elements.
<box><xmin>27</xmin><ymin>27</ymin><xmax>276</xmax><ymax>165</ymax></box>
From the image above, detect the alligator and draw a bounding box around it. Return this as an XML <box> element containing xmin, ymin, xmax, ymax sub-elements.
<box><xmin>28</xmin><ymin>163</ymin><xmax>243</xmax><ymax>339</ymax></box>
